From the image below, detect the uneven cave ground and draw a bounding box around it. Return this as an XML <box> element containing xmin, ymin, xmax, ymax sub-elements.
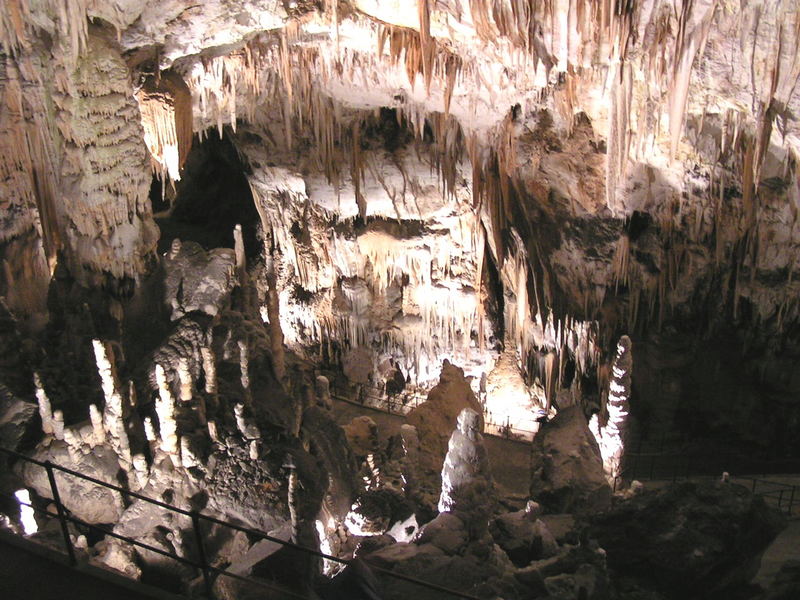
<box><xmin>1</xmin><ymin>2</ymin><xmax>800</xmax><ymax>600</ymax></box>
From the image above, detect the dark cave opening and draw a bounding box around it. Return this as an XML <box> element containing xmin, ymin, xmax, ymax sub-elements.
<box><xmin>150</xmin><ymin>129</ymin><xmax>261</xmax><ymax>259</ymax></box>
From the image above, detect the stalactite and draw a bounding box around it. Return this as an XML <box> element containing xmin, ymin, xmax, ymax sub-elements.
<box><xmin>668</xmin><ymin>0</ymin><xmax>717</xmax><ymax>160</ymax></box>
<box><xmin>135</xmin><ymin>71</ymin><xmax>193</xmax><ymax>183</ymax></box>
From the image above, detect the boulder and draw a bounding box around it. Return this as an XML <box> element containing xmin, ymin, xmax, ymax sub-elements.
<box><xmin>530</xmin><ymin>405</ymin><xmax>611</xmax><ymax>513</ymax></box>
<box><xmin>406</xmin><ymin>360</ymin><xmax>484</xmax><ymax>481</ymax></box>
<box><xmin>413</xmin><ymin>512</ymin><xmax>468</xmax><ymax>554</ymax></box>
<box><xmin>589</xmin><ymin>480</ymin><xmax>786</xmax><ymax>598</ymax></box>
<box><xmin>343</xmin><ymin>415</ymin><xmax>379</xmax><ymax>457</ymax></box>
<box><xmin>345</xmin><ymin>488</ymin><xmax>414</xmax><ymax>537</ymax></box>
<box><xmin>0</xmin><ymin>385</ymin><xmax>37</xmax><ymax>451</ymax></box>
<box><xmin>18</xmin><ymin>441</ymin><xmax>123</xmax><ymax>524</ymax></box>
<box><xmin>163</xmin><ymin>239</ymin><xmax>236</xmax><ymax>320</ymax></box>
<box><xmin>490</xmin><ymin>508</ymin><xmax>559</xmax><ymax>567</ymax></box>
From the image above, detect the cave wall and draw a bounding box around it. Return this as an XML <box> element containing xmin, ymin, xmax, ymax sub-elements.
<box><xmin>1</xmin><ymin>1</ymin><xmax>799</xmax><ymax>444</ymax></box>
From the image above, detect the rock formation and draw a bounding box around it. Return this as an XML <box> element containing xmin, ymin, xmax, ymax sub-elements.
<box><xmin>0</xmin><ymin>1</ymin><xmax>798</xmax><ymax>598</ymax></box>
<box><xmin>530</xmin><ymin>405</ymin><xmax>612</xmax><ymax>513</ymax></box>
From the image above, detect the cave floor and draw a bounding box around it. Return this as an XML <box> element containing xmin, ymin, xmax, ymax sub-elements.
<box><xmin>330</xmin><ymin>396</ymin><xmax>531</xmax><ymax>502</ymax></box>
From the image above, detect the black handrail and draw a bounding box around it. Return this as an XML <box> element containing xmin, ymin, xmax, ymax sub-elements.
<box><xmin>0</xmin><ymin>445</ymin><xmax>484</xmax><ymax>600</ymax></box>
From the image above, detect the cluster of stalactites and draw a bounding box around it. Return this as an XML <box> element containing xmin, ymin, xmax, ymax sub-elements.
<box><xmin>135</xmin><ymin>71</ymin><xmax>194</xmax><ymax>184</ymax></box>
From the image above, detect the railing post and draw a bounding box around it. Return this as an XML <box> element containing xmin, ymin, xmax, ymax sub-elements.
<box><xmin>44</xmin><ymin>461</ymin><xmax>77</xmax><ymax>566</ymax></box>
<box><xmin>191</xmin><ymin>511</ymin><xmax>214</xmax><ymax>599</ymax></box>
<box><xmin>789</xmin><ymin>486</ymin><xmax>795</xmax><ymax>516</ymax></box>
<box><xmin>752</xmin><ymin>478</ymin><xmax>757</xmax><ymax>493</ymax></box>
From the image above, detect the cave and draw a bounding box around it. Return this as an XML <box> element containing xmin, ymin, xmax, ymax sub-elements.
<box><xmin>0</xmin><ymin>3</ymin><xmax>799</xmax><ymax>600</ymax></box>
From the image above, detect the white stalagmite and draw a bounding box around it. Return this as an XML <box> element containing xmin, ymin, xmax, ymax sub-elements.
<box><xmin>590</xmin><ymin>335</ymin><xmax>633</xmax><ymax>484</ymax></box>
<box><xmin>33</xmin><ymin>373</ymin><xmax>53</xmax><ymax>435</ymax></box>
<box><xmin>180</xmin><ymin>437</ymin><xmax>199</xmax><ymax>469</ymax></box>
<box><xmin>132</xmin><ymin>454</ymin><xmax>149</xmax><ymax>489</ymax></box>
<box><xmin>63</xmin><ymin>427</ymin><xmax>82</xmax><ymax>462</ymax></box>
<box><xmin>177</xmin><ymin>357</ymin><xmax>193</xmax><ymax>402</ymax></box>
<box><xmin>201</xmin><ymin>346</ymin><xmax>217</xmax><ymax>395</ymax></box>
<box><xmin>238</xmin><ymin>340</ymin><xmax>250</xmax><ymax>392</ymax></box>
<box><xmin>315</xmin><ymin>375</ymin><xmax>332</xmax><ymax>410</ymax></box>
<box><xmin>154</xmin><ymin>364</ymin><xmax>180</xmax><ymax>461</ymax></box>
<box><xmin>89</xmin><ymin>403</ymin><xmax>105</xmax><ymax>446</ymax></box>
<box><xmin>234</xmin><ymin>403</ymin><xmax>260</xmax><ymax>440</ymax></box>
<box><xmin>234</xmin><ymin>223</ymin><xmax>246</xmax><ymax>286</ymax></box>
<box><xmin>143</xmin><ymin>417</ymin><xmax>157</xmax><ymax>443</ymax></box>
<box><xmin>399</xmin><ymin>424</ymin><xmax>421</xmax><ymax>494</ymax></box>
<box><xmin>207</xmin><ymin>420</ymin><xmax>220</xmax><ymax>443</ymax></box>
<box><xmin>438</xmin><ymin>407</ymin><xmax>493</xmax><ymax>518</ymax></box>
<box><xmin>51</xmin><ymin>410</ymin><xmax>65</xmax><ymax>441</ymax></box>
<box><xmin>92</xmin><ymin>339</ymin><xmax>131</xmax><ymax>467</ymax></box>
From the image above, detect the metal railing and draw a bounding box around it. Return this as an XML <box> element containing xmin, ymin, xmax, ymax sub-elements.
<box><xmin>0</xmin><ymin>446</ymin><xmax>484</xmax><ymax>600</ymax></box>
<box><xmin>614</xmin><ymin>452</ymin><xmax>798</xmax><ymax>515</ymax></box>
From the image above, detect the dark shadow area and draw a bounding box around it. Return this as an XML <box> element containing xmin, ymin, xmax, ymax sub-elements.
<box><xmin>152</xmin><ymin>129</ymin><xmax>260</xmax><ymax>259</ymax></box>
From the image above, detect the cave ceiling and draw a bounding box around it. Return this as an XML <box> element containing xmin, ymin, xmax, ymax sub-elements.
<box><xmin>1</xmin><ymin>1</ymin><xmax>800</xmax><ymax>424</ymax></box>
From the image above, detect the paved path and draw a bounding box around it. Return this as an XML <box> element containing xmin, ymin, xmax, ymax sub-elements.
<box><xmin>756</xmin><ymin>519</ymin><xmax>800</xmax><ymax>588</ymax></box>
<box><xmin>0</xmin><ymin>533</ymin><xmax>176</xmax><ymax>600</ymax></box>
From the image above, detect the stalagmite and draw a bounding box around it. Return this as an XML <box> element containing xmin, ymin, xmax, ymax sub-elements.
<box><xmin>238</xmin><ymin>340</ymin><xmax>250</xmax><ymax>393</ymax></box>
<box><xmin>132</xmin><ymin>454</ymin><xmax>149</xmax><ymax>490</ymax></box>
<box><xmin>89</xmin><ymin>404</ymin><xmax>105</xmax><ymax>446</ymax></box>
<box><xmin>201</xmin><ymin>346</ymin><xmax>217</xmax><ymax>395</ymax></box>
<box><xmin>438</xmin><ymin>408</ymin><xmax>493</xmax><ymax>517</ymax></box>
<box><xmin>177</xmin><ymin>357</ymin><xmax>193</xmax><ymax>402</ymax></box>
<box><xmin>315</xmin><ymin>375</ymin><xmax>333</xmax><ymax>410</ymax></box>
<box><xmin>590</xmin><ymin>336</ymin><xmax>633</xmax><ymax>484</ymax></box>
<box><xmin>180</xmin><ymin>437</ymin><xmax>200</xmax><ymax>469</ymax></box>
<box><xmin>51</xmin><ymin>410</ymin><xmax>64</xmax><ymax>441</ymax></box>
<box><xmin>33</xmin><ymin>373</ymin><xmax>53</xmax><ymax>435</ymax></box>
<box><xmin>143</xmin><ymin>417</ymin><xmax>157</xmax><ymax>443</ymax></box>
<box><xmin>264</xmin><ymin>253</ymin><xmax>285</xmax><ymax>380</ymax></box>
<box><xmin>154</xmin><ymin>364</ymin><xmax>180</xmax><ymax>461</ymax></box>
<box><xmin>399</xmin><ymin>424</ymin><xmax>421</xmax><ymax>495</ymax></box>
<box><xmin>207</xmin><ymin>420</ymin><xmax>220</xmax><ymax>444</ymax></box>
<box><xmin>285</xmin><ymin>455</ymin><xmax>299</xmax><ymax>544</ymax></box>
<box><xmin>234</xmin><ymin>403</ymin><xmax>260</xmax><ymax>441</ymax></box>
<box><xmin>233</xmin><ymin>223</ymin><xmax>246</xmax><ymax>286</ymax></box>
<box><xmin>64</xmin><ymin>428</ymin><xmax>84</xmax><ymax>463</ymax></box>
<box><xmin>93</xmin><ymin>340</ymin><xmax>131</xmax><ymax>467</ymax></box>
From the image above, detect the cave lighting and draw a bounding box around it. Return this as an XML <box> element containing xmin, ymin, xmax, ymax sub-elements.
<box><xmin>14</xmin><ymin>489</ymin><xmax>38</xmax><ymax>535</ymax></box>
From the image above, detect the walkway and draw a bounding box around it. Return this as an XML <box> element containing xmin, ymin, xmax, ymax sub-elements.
<box><xmin>0</xmin><ymin>531</ymin><xmax>179</xmax><ymax>600</ymax></box>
